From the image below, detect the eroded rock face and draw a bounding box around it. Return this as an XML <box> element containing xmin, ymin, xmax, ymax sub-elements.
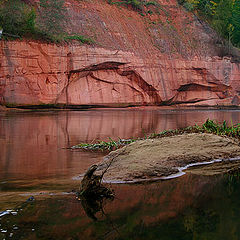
<box><xmin>0</xmin><ymin>0</ymin><xmax>240</xmax><ymax>107</ymax></box>
<box><xmin>0</xmin><ymin>40</ymin><xmax>240</xmax><ymax>107</ymax></box>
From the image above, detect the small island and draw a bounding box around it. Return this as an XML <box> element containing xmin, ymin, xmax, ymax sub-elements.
<box><xmin>75</xmin><ymin>120</ymin><xmax>240</xmax><ymax>184</ymax></box>
<box><xmin>96</xmin><ymin>133</ymin><xmax>240</xmax><ymax>183</ymax></box>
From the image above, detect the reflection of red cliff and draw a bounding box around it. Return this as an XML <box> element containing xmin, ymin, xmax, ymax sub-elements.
<box><xmin>104</xmin><ymin>174</ymin><xmax>218</xmax><ymax>224</ymax></box>
<box><xmin>1</xmin><ymin>110</ymin><xmax>240</xmax><ymax>180</ymax></box>
<box><xmin>0</xmin><ymin>0</ymin><xmax>240</xmax><ymax>107</ymax></box>
<box><xmin>34</xmin><ymin>174</ymin><xmax>220</xmax><ymax>239</ymax></box>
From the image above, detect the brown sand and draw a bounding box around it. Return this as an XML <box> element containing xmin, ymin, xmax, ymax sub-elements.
<box><xmin>95</xmin><ymin>133</ymin><xmax>240</xmax><ymax>182</ymax></box>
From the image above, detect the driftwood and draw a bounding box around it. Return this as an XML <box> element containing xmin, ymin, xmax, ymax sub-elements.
<box><xmin>77</xmin><ymin>164</ymin><xmax>114</xmax><ymax>220</ymax></box>
<box><xmin>79</xmin><ymin>164</ymin><xmax>114</xmax><ymax>197</ymax></box>
<box><xmin>79</xmin><ymin>165</ymin><xmax>101</xmax><ymax>196</ymax></box>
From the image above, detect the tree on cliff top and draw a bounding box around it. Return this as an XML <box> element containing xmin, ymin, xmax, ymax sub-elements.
<box><xmin>178</xmin><ymin>0</ymin><xmax>240</xmax><ymax>48</ymax></box>
<box><xmin>232</xmin><ymin>0</ymin><xmax>240</xmax><ymax>47</ymax></box>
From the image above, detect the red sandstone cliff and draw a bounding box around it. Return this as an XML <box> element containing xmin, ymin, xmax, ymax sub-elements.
<box><xmin>0</xmin><ymin>0</ymin><xmax>240</xmax><ymax>107</ymax></box>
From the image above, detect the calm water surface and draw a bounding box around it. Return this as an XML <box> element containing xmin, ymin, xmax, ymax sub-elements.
<box><xmin>1</xmin><ymin>108</ymin><xmax>240</xmax><ymax>239</ymax></box>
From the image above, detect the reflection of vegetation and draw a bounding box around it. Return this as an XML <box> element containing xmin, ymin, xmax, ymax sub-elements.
<box><xmin>73</xmin><ymin>119</ymin><xmax>240</xmax><ymax>151</ymax></box>
<box><xmin>80</xmin><ymin>196</ymin><xmax>103</xmax><ymax>221</ymax></box>
<box><xmin>184</xmin><ymin>209</ymin><xmax>220</xmax><ymax>239</ymax></box>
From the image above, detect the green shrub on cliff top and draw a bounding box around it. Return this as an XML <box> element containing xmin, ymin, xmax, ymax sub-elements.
<box><xmin>178</xmin><ymin>0</ymin><xmax>240</xmax><ymax>48</ymax></box>
<box><xmin>63</xmin><ymin>35</ymin><xmax>94</xmax><ymax>44</ymax></box>
<box><xmin>0</xmin><ymin>0</ymin><xmax>66</xmax><ymax>40</ymax></box>
<box><xmin>0</xmin><ymin>0</ymin><xmax>93</xmax><ymax>44</ymax></box>
<box><xmin>0</xmin><ymin>0</ymin><xmax>36</xmax><ymax>38</ymax></box>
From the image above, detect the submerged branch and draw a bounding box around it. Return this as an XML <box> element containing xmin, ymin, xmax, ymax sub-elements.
<box><xmin>77</xmin><ymin>165</ymin><xmax>114</xmax><ymax>220</ymax></box>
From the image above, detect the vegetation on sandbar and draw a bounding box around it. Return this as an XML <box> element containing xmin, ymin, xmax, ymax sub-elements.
<box><xmin>72</xmin><ymin>119</ymin><xmax>240</xmax><ymax>151</ymax></box>
<box><xmin>72</xmin><ymin>138</ymin><xmax>136</xmax><ymax>151</ymax></box>
<box><xmin>151</xmin><ymin>119</ymin><xmax>240</xmax><ymax>139</ymax></box>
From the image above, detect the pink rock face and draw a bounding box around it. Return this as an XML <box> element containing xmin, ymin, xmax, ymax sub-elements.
<box><xmin>0</xmin><ymin>40</ymin><xmax>239</xmax><ymax>107</ymax></box>
<box><xmin>0</xmin><ymin>0</ymin><xmax>240</xmax><ymax>107</ymax></box>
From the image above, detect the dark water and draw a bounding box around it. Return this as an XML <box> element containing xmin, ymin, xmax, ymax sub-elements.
<box><xmin>1</xmin><ymin>108</ymin><xmax>240</xmax><ymax>239</ymax></box>
<box><xmin>1</xmin><ymin>174</ymin><xmax>240</xmax><ymax>240</ymax></box>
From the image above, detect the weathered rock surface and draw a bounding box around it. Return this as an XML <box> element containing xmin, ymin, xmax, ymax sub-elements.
<box><xmin>95</xmin><ymin>133</ymin><xmax>240</xmax><ymax>182</ymax></box>
<box><xmin>0</xmin><ymin>41</ymin><xmax>239</xmax><ymax>107</ymax></box>
<box><xmin>0</xmin><ymin>0</ymin><xmax>240</xmax><ymax>107</ymax></box>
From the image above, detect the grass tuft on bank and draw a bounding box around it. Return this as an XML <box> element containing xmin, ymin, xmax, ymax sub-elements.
<box><xmin>72</xmin><ymin>138</ymin><xmax>136</xmax><ymax>151</ymax></box>
<box><xmin>72</xmin><ymin>119</ymin><xmax>240</xmax><ymax>151</ymax></box>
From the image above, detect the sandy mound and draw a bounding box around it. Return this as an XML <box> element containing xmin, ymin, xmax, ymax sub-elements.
<box><xmin>95</xmin><ymin>133</ymin><xmax>240</xmax><ymax>183</ymax></box>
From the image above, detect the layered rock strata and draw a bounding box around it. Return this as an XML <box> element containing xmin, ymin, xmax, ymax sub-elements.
<box><xmin>0</xmin><ymin>41</ymin><xmax>240</xmax><ymax>107</ymax></box>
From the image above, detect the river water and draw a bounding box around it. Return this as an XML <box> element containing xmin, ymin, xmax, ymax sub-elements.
<box><xmin>1</xmin><ymin>108</ymin><xmax>240</xmax><ymax>239</ymax></box>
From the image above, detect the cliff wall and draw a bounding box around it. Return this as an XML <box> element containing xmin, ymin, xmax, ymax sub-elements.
<box><xmin>0</xmin><ymin>0</ymin><xmax>240</xmax><ymax>107</ymax></box>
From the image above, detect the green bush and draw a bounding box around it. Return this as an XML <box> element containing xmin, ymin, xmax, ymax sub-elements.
<box><xmin>63</xmin><ymin>35</ymin><xmax>94</xmax><ymax>44</ymax></box>
<box><xmin>0</xmin><ymin>0</ymin><xmax>93</xmax><ymax>44</ymax></box>
<box><xmin>178</xmin><ymin>0</ymin><xmax>240</xmax><ymax>48</ymax></box>
<box><xmin>0</xmin><ymin>0</ymin><xmax>36</xmax><ymax>38</ymax></box>
<box><xmin>183</xmin><ymin>2</ymin><xmax>195</xmax><ymax>11</ymax></box>
<box><xmin>145</xmin><ymin>1</ymin><xmax>157</xmax><ymax>6</ymax></box>
<box><xmin>123</xmin><ymin>0</ymin><xmax>143</xmax><ymax>11</ymax></box>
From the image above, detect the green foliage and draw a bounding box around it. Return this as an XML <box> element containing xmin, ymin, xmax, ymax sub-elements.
<box><xmin>25</xmin><ymin>7</ymin><xmax>37</xmax><ymax>34</ymax></box>
<box><xmin>210</xmin><ymin>0</ymin><xmax>233</xmax><ymax>41</ymax></box>
<box><xmin>231</xmin><ymin>0</ymin><xmax>240</xmax><ymax>46</ymax></box>
<box><xmin>126</xmin><ymin>0</ymin><xmax>143</xmax><ymax>11</ymax></box>
<box><xmin>63</xmin><ymin>35</ymin><xmax>94</xmax><ymax>44</ymax></box>
<box><xmin>178</xmin><ymin>0</ymin><xmax>240</xmax><ymax>47</ymax></box>
<box><xmin>72</xmin><ymin>119</ymin><xmax>240</xmax><ymax>152</ymax></box>
<box><xmin>72</xmin><ymin>138</ymin><xmax>136</xmax><ymax>151</ymax></box>
<box><xmin>183</xmin><ymin>2</ymin><xmax>195</xmax><ymax>11</ymax></box>
<box><xmin>155</xmin><ymin>119</ymin><xmax>240</xmax><ymax>139</ymax></box>
<box><xmin>201</xmin><ymin>119</ymin><xmax>240</xmax><ymax>137</ymax></box>
<box><xmin>0</xmin><ymin>0</ymin><xmax>36</xmax><ymax>38</ymax></box>
<box><xmin>145</xmin><ymin>1</ymin><xmax>157</xmax><ymax>6</ymax></box>
<box><xmin>0</xmin><ymin>0</ymin><xmax>93</xmax><ymax>44</ymax></box>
